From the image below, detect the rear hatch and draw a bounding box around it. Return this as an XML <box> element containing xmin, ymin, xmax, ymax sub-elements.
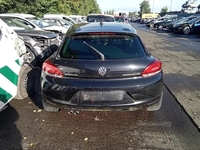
<box><xmin>59</xmin><ymin>33</ymin><xmax>151</xmax><ymax>78</ymax></box>
<box><xmin>44</xmin><ymin>33</ymin><xmax>161</xmax><ymax>79</ymax></box>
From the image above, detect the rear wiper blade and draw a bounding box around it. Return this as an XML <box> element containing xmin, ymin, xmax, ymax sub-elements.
<box><xmin>83</xmin><ymin>41</ymin><xmax>105</xmax><ymax>60</ymax></box>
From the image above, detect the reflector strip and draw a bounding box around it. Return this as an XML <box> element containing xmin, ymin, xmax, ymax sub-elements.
<box><xmin>0</xmin><ymin>74</ymin><xmax>18</xmax><ymax>110</ymax></box>
<box><xmin>0</xmin><ymin>88</ymin><xmax>12</xmax><ymax>104</ymax></box>
<box><xmin>0</xmin><ymin>66</ymin><xmax>18</xmax><ymax>86</ymax></box>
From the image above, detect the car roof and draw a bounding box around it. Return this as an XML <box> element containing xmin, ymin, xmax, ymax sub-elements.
<box><xmin>43</xmin><ymin>17</ymin><xmax>65</xmax><ymax>20</ymax></box>
<box><xmin>87</xmin><ymin>14</ymin><xmax>114</xmax><ymax>17</ymax></box>
<box><xmin>67</xmin><ymin>22</ymin><xmax>137</xmax><ymax>36</ymax></box>
<box><xmin>0</xmin><ymin>13</ymin><xmax>35</xmax><ymax>18</ymax></box>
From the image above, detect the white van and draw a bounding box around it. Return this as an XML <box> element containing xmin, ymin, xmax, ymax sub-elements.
<box><xmin>43</xmin><ymin>14</ymin><xmax>76</xmax><ymax>24</ymax></box>
<box><xmin>0</xmin><ymin>19</ymin><xmax>26</xmax><ymax>111</ymax></box>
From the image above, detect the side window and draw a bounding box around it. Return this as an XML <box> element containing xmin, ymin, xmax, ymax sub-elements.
<box><xmin>195</xmin><ymin>20</ymin><xmax>200</xmax><ymax>24</ymax></box>
<box><xmin>14</xmin><ymin>18</ymin><xmax>35</xmax><ymax>28</ymax></box>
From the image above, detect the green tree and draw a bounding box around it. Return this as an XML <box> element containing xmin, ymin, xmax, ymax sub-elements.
<box><xmin>160</xmin><ymin>6</ymin><xmax>168</xmax><ymax>16</ymax></box>
<box><xmin>0</xmin><ymin>0</ymin><xmax>101</xmax><ymax>17</ymax></box>
<box><xmin>89</xmin><ymin>0</ymin><xmax>101</xmax><ymax>14</ymax></box>
<box><xmin>139</xmin><ymin>0</ymin><xmax>151</xmax><ymax>17</ymax></box>
<box><xmin>129</xmin><ymin>11</ymin><xmax>139</xmax><ymax>18</ymax></box>
<box><xmin>104</xmin><ymin>9</ymin><xmax>114</xmax><ymax>15</ymax></box>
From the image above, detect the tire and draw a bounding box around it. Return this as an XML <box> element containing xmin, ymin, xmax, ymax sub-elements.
<box><xmin>146</xmin><ymin>92</ymin><xmax>163</xmax><ymax>111</ymax></box>
<box><xmin>182</xmin><ymin>26</ymin><xmax>191</xmax><ymax>35</ymax></box>
<box><xmin>41</xmin><ymin>98</ymin><xmax>59</xmax><ymax>112</ymax></box>
<box><xmin>158</xmin><ymin>25</ymin><xmax>163</xmax><ymax>30</ymax></box>
<box><xmin>15</xmin><ymin>64</ymin><xmax>35</xmax><ymax>99</ymax></box>
<box><xmin>150</xmin><ymin>23</ymin><xmax>154</xmax><ymax>28</ymax></box>
<box><xmin>24</xmin><ymin>46</ymin><xmax>35</xmax><ymax>64</ymax></box>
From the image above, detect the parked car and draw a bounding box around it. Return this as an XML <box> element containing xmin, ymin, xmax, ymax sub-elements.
<box><xmin>0</xmin><ymin>19</ymin><xmax>27</xmax><ymax>111</ymax></box>
<box><xmin>0</xmin><ymin>14</ymin><xmax>67</xmax><ymax>37</ymax></box>
<box><xmin>41</xmin><ymin>22</ymin><xmax>163</xmax><ymax>112</ymax></box>
<box><xmin>167</xmin><ymin>15</ymin><xmax>197</xmax><ymax>31</ymax></box>
<box><xmin>154</xmin><ymin>17</ymin><xmax>177</xmax><ymax>30</ymax></box>
<box><xmin>42</xmin><ymin>17</ymin><xmax>73</xmax><ymax>29</ymax></box>
<box><xmin>146</xmin><ymin>18</ymin><xmax>168</xmax><ymax>28</ymax></box>
<box><xmin>0</xmin><ymin>16</ymin><xmax>61</xmax><ymax>64</ymax></box>
<box><xmin>86</xmin><ymin>14</ymin><xmax>115</xmax><ymax>22</ymax></box>
<box><xmin>172</xmin><ymin>17</ymin><xmax>200</xmax><ymax>34</ymax></box>
<box><xmin>0</xmin><ymin>14</ymin><xmax>42</xmax><ymax>30</ymax></box>
<box><xmin>140</xmin><ymin>18</ymin><xmax>152</xmax><ymax>24</ymax></box>
<box><xmin>43</xmin><ymin>14</ymin><xmax>76</xmax><ymax>24</ymax></box>
<box><xmin>146</xmin><ymin>15</ymin><xmax>177</xmax><ymax>28</ymax></box>
<box><xmin>25</xmin><ymin>17</ymin><xmax>69</xmax><ymax>35</ymax></box>
<box><xmin>69</xmin><ymin>15</ymin><xmax>87</xmax><ymax>23</ymax></box>
<box><xmin>114</xmin><ymin>16</ymin><xmax>125</xmax><ymax>23</ymax></box>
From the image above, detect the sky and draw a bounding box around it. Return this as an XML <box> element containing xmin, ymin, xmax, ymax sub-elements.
<box><xmin>96</xmin><ymin>0</ymin><xmax>200</xmax><ymax>13</ymax></box>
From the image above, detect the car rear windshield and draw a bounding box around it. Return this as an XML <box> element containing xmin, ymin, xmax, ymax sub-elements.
<box><xmin>86</xmin><ymin>16</ymin><xmax>115</xmax><ymax>22</ymax></box>
<box><xmin>60</xmin><ymin>34</ymin><xmax>146</xmax><ymax>60</ymax></box>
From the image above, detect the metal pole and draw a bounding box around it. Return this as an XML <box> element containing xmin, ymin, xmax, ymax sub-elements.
<box><xmin>152</xmin><ymin>0</ymin><xmax>154</xmax><ymax>13</ymax></box>
<box><xmin>170</xmin><ymin>0</ymin><xmax>173</xmax><ymax>11</ymax></box>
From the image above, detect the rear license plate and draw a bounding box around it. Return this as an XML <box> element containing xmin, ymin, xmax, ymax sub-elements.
<box><xmin>80</xmin><ymin>90</ymin><xmax>125</xmax><ymax>101</ymax></box>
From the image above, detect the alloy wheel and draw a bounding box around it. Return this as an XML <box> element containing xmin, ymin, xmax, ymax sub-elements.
<box><xmin>183</xmin><ymin>26</ymin><xmax>190</xmax><ymax>35</ymax></box>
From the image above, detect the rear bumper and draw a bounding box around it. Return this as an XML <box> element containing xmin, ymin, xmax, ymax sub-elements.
<box><xmin>41</xmin><ymin>73</ymin><xmax>163</xmax><ymax>111</ymax></box>
<box><xmin>42</xmin><ymin>92</ymin><xmax>162</xmax><ymax>111</ymax></box>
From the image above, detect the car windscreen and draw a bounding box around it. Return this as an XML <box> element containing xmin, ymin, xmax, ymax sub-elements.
<box><xmin>60</xmin><ymin>34</ymin><xmax>146</xmax><ymax>60</ymax></box>
<box><xmin>29</xmin><ymin>18</ymin><xmax>53</xmax><ymax>28</ymax></box>
<box><xmin>0</xmin><ymin>17</ymin><xmax>32</xmax><ymax>30</ymax></box>
<box><xmin>86</xmin><ymin>16</ymin><xmax>115</xmax><ymax>22</ymax></box>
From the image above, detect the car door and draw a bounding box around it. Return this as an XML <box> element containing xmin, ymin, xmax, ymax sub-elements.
<box><xmin>192</xmin><ymin>19</ymin><xmax>200</xmax><ymax>34</ymax></box>
<box><xmin>0</xmin><ymin>19</ymin><xmax>26</xmax><ymax>111</ymax></box>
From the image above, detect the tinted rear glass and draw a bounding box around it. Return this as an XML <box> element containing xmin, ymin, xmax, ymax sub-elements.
<box><xmin>86</xmin><ymin>16</ymin><xmax>115</xmax><ymax>22</ymax></box>
<box><xmin>60</xmin><ymin>34</ymin><xmax>146</xmax><ymax>60</ymax></box>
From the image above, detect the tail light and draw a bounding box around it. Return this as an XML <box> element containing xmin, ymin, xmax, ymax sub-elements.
<box><xmin>142</xmin><ymin>59</ymin><xmax>162</xmax><ymax>77</ymax></box>
<box><xmin>42</xmin><ymin>59</ymin><xmax>64</xmax><ymax>78</ymax></box>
